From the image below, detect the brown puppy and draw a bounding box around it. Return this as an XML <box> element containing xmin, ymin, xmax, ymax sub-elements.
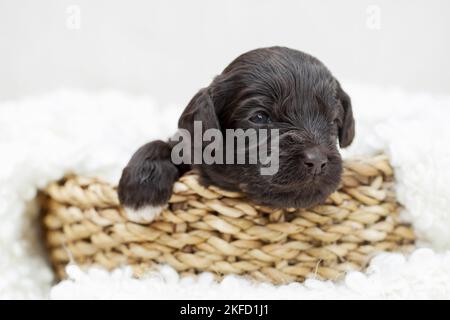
<box><xmin>118</xmin><ymin>46</ymin><xmax>355</xmax><ymax>223</ymax></box>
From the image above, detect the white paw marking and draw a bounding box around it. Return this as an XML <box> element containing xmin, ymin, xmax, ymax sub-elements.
<box><xmin>123</xmin><ymin>205</ymin><xmax>165</xmax><ymax>224</ymax></box>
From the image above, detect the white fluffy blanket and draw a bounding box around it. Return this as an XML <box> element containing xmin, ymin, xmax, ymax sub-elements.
<box><xmin>1</xmin><ymin>84</ymin><xmax>450</xmax><ymax>299</ymax></box>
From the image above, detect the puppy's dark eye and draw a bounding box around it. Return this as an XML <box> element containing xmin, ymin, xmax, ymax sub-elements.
<box><xmin>249</xmin><ymin>112</ymin><xmax>271</xmax><ymax>124</ymax></box>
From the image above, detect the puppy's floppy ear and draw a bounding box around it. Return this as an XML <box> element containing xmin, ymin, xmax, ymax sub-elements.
<box><xmin>336</xmin><ymin>82</ymin><xmax>355</xmax><ymax>148</ymax></box>
<box><xmin>176</xmin><ymin>88</ymin><xmax>222</xmax><ymax>164</ymax></box>
<box><xmin>178</xmin><ymin>88</ymin><xmax>221</xmax><ymax>133</ymax></box>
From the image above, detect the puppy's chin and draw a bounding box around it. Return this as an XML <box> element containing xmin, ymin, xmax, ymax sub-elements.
<box><xmin>197</xmin><ymin>156</ymin><xmax>343</xmax><ymax>209</ymax></box>
<box><xmin>257</xmin><ymin>176</ymin><xmax>339</xmax><ymax>208</ymax></box>
<box><xmin>290</xmin><ymin>177</ymin><xmax>340</xmax><ymax>207</ymax></box>
<box><xmin>242</xmin><ymin>159</ymin><xmax>343</xmax><ymax>209</ymax></box>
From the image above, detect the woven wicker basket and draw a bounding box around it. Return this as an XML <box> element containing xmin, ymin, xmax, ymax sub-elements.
<box><xmin>40</xmin><ymin>154</ymin><xmax>415</xmax><ymax>284</ymax></box>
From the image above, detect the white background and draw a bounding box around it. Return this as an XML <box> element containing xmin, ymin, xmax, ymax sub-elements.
<box><xmin>0</xmin><ymin>0</ymin><xmax>449</xmax><ymax>106</ymax></box>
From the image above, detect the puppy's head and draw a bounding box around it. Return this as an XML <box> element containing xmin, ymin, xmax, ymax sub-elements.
<box><xmin>178</xmin><ymin>47</ymin><xmax>355</xmax><ymax>208</ymax></box>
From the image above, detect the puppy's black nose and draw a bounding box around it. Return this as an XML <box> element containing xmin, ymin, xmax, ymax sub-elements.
<box><xmin>303</xmin><ymin>147</ymin><xmax>328</xmax><ymax>175</ymax></box>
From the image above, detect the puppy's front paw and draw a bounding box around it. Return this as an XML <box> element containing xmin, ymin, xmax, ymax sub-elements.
<box><xmin>118</xmin><ymin>142</ymin><xmax>179</xmax><ymax>224</ymax></box>
<box><xmin>123</xmin><ymin>205</ymin><xmax>165</xmax><ymax>224</ymax></box>
<box><xmin>118</xmin><ymin>161</ymin><xmax>177</xmax><ymax>223</ymax></box>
